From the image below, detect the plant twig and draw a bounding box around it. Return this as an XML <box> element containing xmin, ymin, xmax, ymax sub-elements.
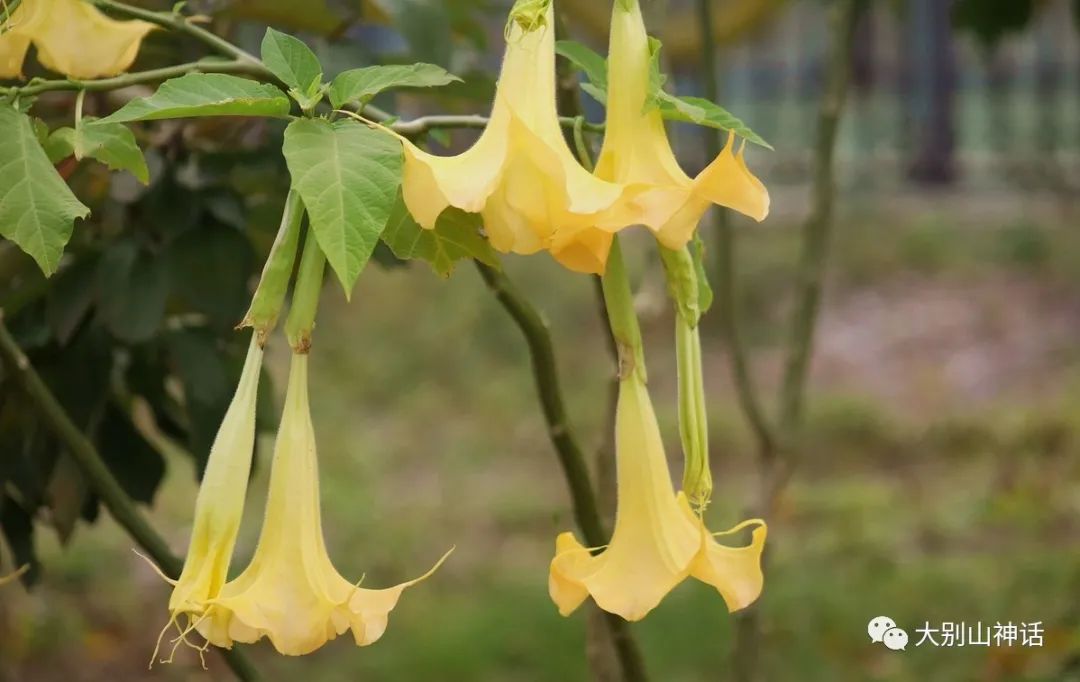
<box><xmin>779</xmin><ymin>0</ymin><xmax>863</xmax><ymax>436</ymax></box>
<box><xmin>473</xmin><ymin>263</ymin><xmax>648</xmax><ymax>682</ymax></box>
<box><xmin>0</xmin><ymin>60</ymin><xmax>266</xmax><ymax>98</ymax></box>
<box><xmin>0</xmin><ymin>314</ymin><xmax>261</xmax><ymax>682</ymax></box>
<box><xmin>695</xmin><ymin>0</ymin><xmax>778</xmax><ymax>462</ymax></box>
<box><xmin>92</xmin><ymin>0</ymin><xmax>265</xmax><ymax>68</ymax></box>
<box><xmin>732</xmin><ymin>2</ymin><xmax>864</xmax><ymax>681</ymax></box>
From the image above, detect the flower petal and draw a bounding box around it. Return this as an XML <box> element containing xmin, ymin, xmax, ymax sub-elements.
<box><xmin>168</xmin><ymin>334</ymin><xmax>262</xmax><ymax>617</ymax></box>
<box><xmin>31</xmin><ymin>0</ymin><xmax>155</xmax><ymax>79</ymax></box>
<box><xmin>548</xmin><ymin>532</ymin><xmax>593</xmax><ymax>616</ymax></box>
<box><xmin>548</xmin><ymin>377</ymin><xmax>699</xmax><ymax>621</ymax></box>
<box><xmin>548</xmin><ymin>227</ymin><xmax>613</xmax><ymax>274</ymax></box>
<box><xmin>679</xmin><ymin>494</ymin><xmax>767</xmax><ymax>612</ymax></box>
<box><xmin>693</xmin><ymin>136</ymin><xmax>770</xmax><ymax>223</ymax></box>
<box><xmin>347</xmin><ymin>547</ymin><xmax>453</xmax><ymax>646</ymax></box>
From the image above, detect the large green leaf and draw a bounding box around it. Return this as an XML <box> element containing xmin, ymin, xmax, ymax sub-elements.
<box><xmin>50</xmin><ymin>117</ymin><xmax>150</xmax><ymax>183</ymax></box>
<box><xmin>328</xmin><ymin>63</ymin><xmax>461</xmax><ymax>109</ymax></box>
<box><xmin>99</xmin><ymin>73</ymin><xmax>292</xmax><ymax>123</ymax></box>
<box><xmin>282</xmin><ymin>119</ymin><xmax>402</xmax><ymax>296</ymax></box>
<box><xmin>96</xmin><ymin>240</ymin><xmax>170</xmax><ymax>343</ymax></box>
<box><xmin>261</xmin><ymin>28</ymin><xmax>323</xmax><ymax>104</ymax></box>
<box><xmin>0</xmin><ymin>107</ymin><xmax>90</xmax><ymax>276</ymax></box>
<box><xmin>381</xmin><ymin>193</ymin><xmax>498</xmax><ymax>277</ymax></box>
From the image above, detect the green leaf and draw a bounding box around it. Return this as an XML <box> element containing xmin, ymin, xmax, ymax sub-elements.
<box><xmin>98</xmin><ymin>73</ymin><xmax>292</xmax><ymax>123</ymax></box>
<box><xmin>656</xmin><ymin>95</ymin><xmax>772</xmax><ymax>150</ymax></box>
<box><xmin>96</xmin><ymin>240</ymin><xmax>170</xmax><ymax>343</ymax></box>
<box><xmin>70</xmin><ymin>118</ymin><xmax>150</xmax><ymax>183</ymax></box>
<box><xmin>328</xmin><ymin>63</ymin><xmax>461</xmax><ymax>109</ymax></box>
<box><xmin>381</xmin><ymin>192</ymin><xmax>498</xmax><ymax>277</ymax></box>
<box><xmin>167</xmin><ymin>224</ymin><xmax>255</xmax><ymax>329</ymax></box>
<box><xmin>261</xmin><ymin>28</ymin><xmax>324</xmax><ymax>106</ymax></box>
<box><xmin>282</xmin><ymin>119</ymin><xmax>402</xmax><ymax>297</ymax></box>
<box><xmin>555</xmin><ymin>40</ymin><xmax>608</xmax><ymax>101</ymax></box>
<box><xmin>44</xmin><ymin>127</ymin><xmax>76</xmax><ymax>164</ymax></box>
<box><xmin>0</xmin><ymin>107</ymin><xmax>90</xmax><ymax>276</ymax></box>
<box><xmin>556</xmin><ymin>37</ymin><xmax>771</xmax><ymax>149</ymax></box>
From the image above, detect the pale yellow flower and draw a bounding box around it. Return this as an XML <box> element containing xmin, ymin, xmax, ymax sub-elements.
<box><xmin>567</xmin><ymin>0</ymin><xmax>769</xmax><ymax>263</ymax></box>
<box><xmin>549</xmin><ymin>374</ymin><xmax>765</xmax><ymax>621</ymax></box>
<box><xmin>197</xmin><ymin>353</ymin><xmax>449</xmax><ymax>656</ymax></box>
<box><xmin>394</xmin><ymin>0</ymin><xmax>634</xmax><ymax>270</ymax></box>
<box><xmin>165</xmin><ymin>334</ymin><xmax>263</xmax><ymax>623</ymax></box>
<box><xmin>0</xmin><ymin>0</ymin><xmax>154</xmax><ymax>79</ymax></box>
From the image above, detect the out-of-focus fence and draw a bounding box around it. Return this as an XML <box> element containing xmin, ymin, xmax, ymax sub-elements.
<box><xmin>674</xmin><ymin>0</ymin><xmax>1079</xmax><ymax>198</ymax></box>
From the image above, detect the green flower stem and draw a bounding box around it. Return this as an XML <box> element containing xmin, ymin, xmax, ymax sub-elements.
<box><xmin>242</xmin><ymin>190</ymin><xmax>304</xmax><ymax>345</ymax></box>
<box><xmin>658</xmin><ymin>245</ymin><xmax>711</xmax><ymax>506</ymax></box>
<box><xmin>0</xmin><ymin>314</ymin><xmax>260</xmax><ymax>682</ymax></box>
<box><xmin>675</xmin><ymin>316</ymin><xmax>711</xmax><ymax>507</ymax></box>
<box><xmin>284</xmin><ymin>232</ymin><xmax>326</xmax><ymax>352</ymax></box>
<box><xmin>599</xmin><ymin>237</ymin><xmax>646</xmax><ymax>384</ymax></box>
<box><xmin>474</xmin><ymin>261</ymin><xmax>647</xmax><ymax>682</ymax></box>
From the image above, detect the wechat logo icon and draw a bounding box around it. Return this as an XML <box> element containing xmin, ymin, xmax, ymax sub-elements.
<box><xmin>868</xmin><ymin>616</ymin><xmax>908</xmax><ymax>651</ymax></box>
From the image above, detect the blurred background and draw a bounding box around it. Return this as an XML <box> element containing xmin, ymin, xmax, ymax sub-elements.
<box><xmin>1</xmin><ymin>0</ymin><xmax>1079</xmax><ymax>680</ymax></box>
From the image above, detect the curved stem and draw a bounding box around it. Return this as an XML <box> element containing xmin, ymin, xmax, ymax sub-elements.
<box><xmin>0</xmin><ymin>60</ymin><xmax>267</xmax><ymax>98</ymax></box>
<box><xmin>92</xmin><ymin>0</ymin><xmax>264</xmax><ymax>67</ymax></box>
<box><xmin>733</xmin><ymin>3</ymin><xmax>863</xmax><ymax>681</ymax></box>
<box><xmin>0</xmin><ymin>314</ymin><xmax>260</xmax><ymax>682</ymax></box>
<box><xmin>473</xmin><ymin>263</ymin><xmax>648</xmax><ymax>682</ymax></box>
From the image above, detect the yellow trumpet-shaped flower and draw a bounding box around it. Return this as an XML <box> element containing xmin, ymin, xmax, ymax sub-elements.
<box><xmin>395</xmin><ymin>0</ymin><xmax>632</xmax><ymax>267</ymax></box>
<box><xmin>163</xmin><ymin>334</ymin><xmax>263</xmax><ymax>630</ymax></box>
<box><xmin>0</xmin><ymin>0</ymin><xmax>154</xmax><ymax>79</ymax></box>
<box><xmin>549</xmin><ymin>374</ymin><xmax>766</xmax><ymax>622</ymax></box>
<box><xmin>197</xmin><ymin>352</ymin><xmax>449</xmax><ymax>656</ymax></box>
<box><xmin>588</xmin><ymin>0</ymin><xmax>769</xmax><ymax>253</ymax></box>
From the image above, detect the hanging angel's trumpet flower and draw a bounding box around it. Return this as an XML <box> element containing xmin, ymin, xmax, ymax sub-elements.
<box><xmin>196</xmin><ymin>353</ymin><xmax>449</xmax><ymax>656</ymax></box>
<box><xmin>149</xmin><ymin>334</ymin><xmax>262</xmax><ymax>663</ymax></box>
<box><xmin>0</xmin><ymin>0</ymin><xmax>154</xmax><ymax>79</ymax></box>
<box><xmin>587</xmin><ymin>0</ymin><xmax>769</xmax><ymax>253</ymax></box>
<box><xmin>393</xmin><ymin>0</ymin><xmax>633</xmax><ymax>269</ymax></box>
<box><xmin>549</xmin><ymin>374</ymin><xmax>766</xmax><ymax>622</ymax></box>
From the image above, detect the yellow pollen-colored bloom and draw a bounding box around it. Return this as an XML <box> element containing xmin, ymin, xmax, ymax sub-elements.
<box><xmin>549</xmin><ymin>374</ymin><xmax>766</xmax><ymax>622</ymax></box>
<box><xmin>166</xmin><ymin>335</ymin><xmax>263</xmax><ymax>617</ymax></box>
<box><xmin>148</xmin><ymin>334</ymin><xmax>262</xmax><ymax>665</ymax></box>
<box><xmin>196</xmin><ymin>352</ymin><xmax>450</xmax><ymax>656</ymax></box>
<box><xmin>0</xmin><ymin>0</ymin><xmax>154</xmax><ymax>79</ymax></box>
<box><xmin>556</xmin><ymin>0</ymin><xmax>769</xmax><ymax>270</ymax></box>
<box><xmin>394</xmin><ymin>0</ymin><xmax>633</xmax><ymax>270</ymax></box>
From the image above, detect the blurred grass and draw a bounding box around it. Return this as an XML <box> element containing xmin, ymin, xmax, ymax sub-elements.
<box><xmin>3</xmin><ymin>213</ymin><xmax>1080</xmax><ymax>681</ymax></box>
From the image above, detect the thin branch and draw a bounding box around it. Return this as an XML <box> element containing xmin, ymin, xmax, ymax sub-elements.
<box><xmin>0</xmin><ymin>314</ymin><xmax>260</xmax><ymax>682</ymax></box>
<box><xmin>92</xmin><ymin>0</ymin><xmax>266</xmax><ymax>68</ymax></box>
<box><xmin>696</xmin><ymin>0</ymin><xmax>779</xmax><ymax>462</ymax></box>
<box><xmin>474</xmin><ymin>264</ymin><xmax>605</xmax><ymax>544</ymax></box>
<box><xmin>733</xmin><ymin>3</ymin><xmax>863</xmax><ymax>681</ymax></box>
<box><xmin>0</xmin><ymin>59</ymin><xmax>266</xmax><ymax>98</ymax></box>
<box><xmin>473</xmin><ymin>263</ymin><xmax>648</xmax><ymax>682</ymax></box>
<box><xmin>778</xmin><ymin>0</ymin><xmax>863</xmax><ymax>434</ymax></box>
<box><xmin>386</xmin><ymin>113</ymin><xmax>602</xmax><ymax>137</ymax></box>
